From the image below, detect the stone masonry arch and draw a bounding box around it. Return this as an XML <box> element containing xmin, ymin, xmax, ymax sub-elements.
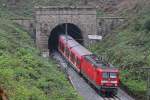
<box><xmin>48</xmin><ymin>23</ymin><xmax>83</xmax><ymax>52</ymax></box>
<box><xmin>35</xmin><ymin>6</ymin><xmax>97</xmax><ymax>52</ymax></box>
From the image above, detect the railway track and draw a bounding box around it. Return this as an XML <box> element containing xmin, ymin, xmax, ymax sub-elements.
<box><xmin>51</xmin><ymin>52</ymin><xmax>134</xmax><ymax>100</ymax></box>
<box><xmin>103</xmin><ymin>96</ymin><xmax>121</xmax><ymax>100</ymax></box>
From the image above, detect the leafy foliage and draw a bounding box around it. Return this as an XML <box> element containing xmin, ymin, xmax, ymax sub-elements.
<box><xmin>0</xmin><ymin>19</ymin><xmax>81</xmax><ymax>100</ymax></box>
<box><xmin>0</xmin><ymin>0</ymin><xmax>81</xmax><ymax>18</ymax></box>
<box><xmin>143</xmin><ymin>19</ymin><xmax>150</xmax><ymax>31</ymax></box>
<box><xmin>90</xmin><ymin>2</ymin><xmax>150</xmax><ymax>99</ymax></box>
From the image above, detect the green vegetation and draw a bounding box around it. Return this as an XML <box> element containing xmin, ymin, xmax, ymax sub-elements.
<box><xmin>0</xmin><ymin>0</ymin><xmax>104</xmax><ymax>18</ymax></box>
<box><xmin>0</xmin><ymin>0</ymin><xmax>84</xmax><ymax>99</ymax></box>
<box><xmin>1</xmin><ymin>0</ymin><xmax>149</xmax><ymax>99</ymax></box>
<box><xmin>90</xmin><ymin>1</ymin><xmax>150</xmax><ymax>99</ymax></box>
<box><xmin>0</xmin><ymin>0</ymin><xmax>81</xmax><ymax>18</ymax></box>
<box><xmin>0</xmin><ymin>19</ymin><xmax>81</xmax><ymax>100</ymax></box>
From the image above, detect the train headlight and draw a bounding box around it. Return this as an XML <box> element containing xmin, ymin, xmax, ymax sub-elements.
<box><xmin>115</xmin><ymin>84</ymin><xmax>117</xmax><ymax>87</ymax></box>
<box><xmin>101</xmin><ymin>80</ymin><xmax>108</xmax><ymax>84</ymax></box>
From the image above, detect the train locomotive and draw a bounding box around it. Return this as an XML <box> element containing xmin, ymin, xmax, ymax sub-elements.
<box><xmin>58</xmin><ymin>35</ymin><xmax>120</xmax><ymax>95</ymax></box>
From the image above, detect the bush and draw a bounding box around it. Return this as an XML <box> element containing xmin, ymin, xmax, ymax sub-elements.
<box><xmin>0</xmin><ymin>19</ymin><xmax>82</xmax><ymax>100</ymax></box>
<box><xmin>90</xmin><ymin>21</ymin><xmax>149</xmax><ymax>100</ymax></box>
<box><xmin>143</xmin><ymin>19</ymin><xmax>150</xmax><ymax>31</ymax></box>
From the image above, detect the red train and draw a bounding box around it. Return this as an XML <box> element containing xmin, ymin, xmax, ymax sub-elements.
<box><xmin>58</xmin><ymin>35</ymin><xmax>120</xmax><ymax>95</ymax></box>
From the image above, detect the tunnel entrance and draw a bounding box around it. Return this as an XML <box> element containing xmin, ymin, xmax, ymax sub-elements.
<box><xmin>48</xmin><ymin>23</ymin><xmax>83</xmax><ymax>52</ymax></box>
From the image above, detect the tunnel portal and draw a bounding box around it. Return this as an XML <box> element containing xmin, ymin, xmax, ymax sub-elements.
<box><xmin>48</xmin><ymin>23</ymin><xmax>83</xmax><ymax>52</ymax></box>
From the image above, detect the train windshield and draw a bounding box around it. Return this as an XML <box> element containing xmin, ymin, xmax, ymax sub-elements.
<box><xmin>110</xmin><ymin>73</ymin><xmax>117</xmax><ymax>78</ymax></box>
<box><xmin>103</xmin><ymin>72</ymin><xmax>117</xmax><ymax>79</ymax></box>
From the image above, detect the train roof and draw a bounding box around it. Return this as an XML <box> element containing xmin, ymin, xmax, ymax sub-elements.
<box><xmin>59</xmin><ymin>35</ymin><xmax>118</xmax><ymax>71</ymax></box>
<box><xmin>84</xmin><ymin>54</ymin><xmax>118</xmax><ymax>70</ymax></box>
<box><xmin>60</xmin><ymin>35</ymin><xmax>79</xmax><ymax>47</ymax></box>
<box><xmin>59</xmin><ymin>35</ymin><xmax>92</xmax><ymax>56</ymax></box>
<box><xmin>72</xmin><ymin>44</ymin><xmax>92</xmax><ymax>56</ymax></box>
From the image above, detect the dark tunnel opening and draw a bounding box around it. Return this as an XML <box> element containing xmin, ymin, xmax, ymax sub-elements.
<box><xmin>48</xmin><ymin>23</ymin><xmax>83</xmax><ymax>52</ymax></box>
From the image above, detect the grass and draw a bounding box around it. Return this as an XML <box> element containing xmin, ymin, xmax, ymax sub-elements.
<box><xmin>0</xmin><ymin>0</ymin><xmax>89</xmax><ymax>99</ymax></box>
<box><xmin>89</xmin><ymin>1</ymin><xmax>150</xmax><ymax>99</ymax></box>
<box><xmin>0</xmin><ymin>0</ymin><xmax>103</xmax><ymax>19</ymax></box>
<box><xmin>90</xmin><ymin>29</ymin><xmax>149</xmax><ymax>100</ymax></box>
<box><xmin>0</xmin><ymin>19</ymin><xmax>82</xmax><ymax>100</ymax></box>
<box><xmin>0</xmin><ymin>0</ymin><xmax>82</xmax><ymax>18</ymax></box>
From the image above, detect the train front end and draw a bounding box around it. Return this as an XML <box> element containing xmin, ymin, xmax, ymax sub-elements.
<box><xmin>100</xmin><ymin>68</ymin><xmax>119</xmax><ymax>95</ymax></box>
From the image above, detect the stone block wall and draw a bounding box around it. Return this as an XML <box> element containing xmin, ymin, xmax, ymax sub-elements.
<box><xmin>97</xmin><ymin>17</ymin><xmax>126</xmax><ymax>36</ymax></box>
<box><xmin>11</xmin><ymin>6</ymin><xmax>127</xmax><ymax>52</ymax></box>
<box><xmin>35</xmin><ymin>6</ymin><xmax>97</xmax><ymax>52</ymax></box>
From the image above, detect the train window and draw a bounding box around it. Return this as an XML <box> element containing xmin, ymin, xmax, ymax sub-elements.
<box><xmin>75</xmin><ymin>57</ymin><xmax>77</xmax><ymax>65</ymax></box>
<box><xmin>110</xmin><ymin>73</ymin><xmax>117</xmax><ymax>78</ymax></box>
<box><xmin>73</xmin><ymin>56</ymin><xmax>75</xmax><ymax>63</ymax></box>
<box><xmin>70</xmin><ymin>52</ymin><xmax>73</xmax><ymax>61</ymax></box>
<box><xmin>62</xmin><ymin>45</ymin><xmax>64</xmax><ymax>52</ymax></box>
<box><xmin>77</xmin><ymin>58</ymin><xmax>80</xmax><ymax>65</ymax></box>
<box><xmin>66</xmin><ymin>48</ymin><xmax>70</xmax><ymax>57</ymax></box>
<box><xmin>70</xmin><ymin>52</ymin><xmax>75</xmax><ymax>63</ymax></box>
<box><xmin>102</xmin><ymin>72</ymin><xmax>109</xmax><ymax>79</ymax></box>
<box><xmin>102</xmin><ymin>72</ymin><xmax>117</xmax><ymax>79</ymax></box>
<box><xmin>61</xmin><ymin>43</ymin><xmax>63</xmax><ymax>50</ymax></box>
<box><xmin>59</xmin><ymin>42</ymin><xmax>62</xmax><ymax>49</ymax></box>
